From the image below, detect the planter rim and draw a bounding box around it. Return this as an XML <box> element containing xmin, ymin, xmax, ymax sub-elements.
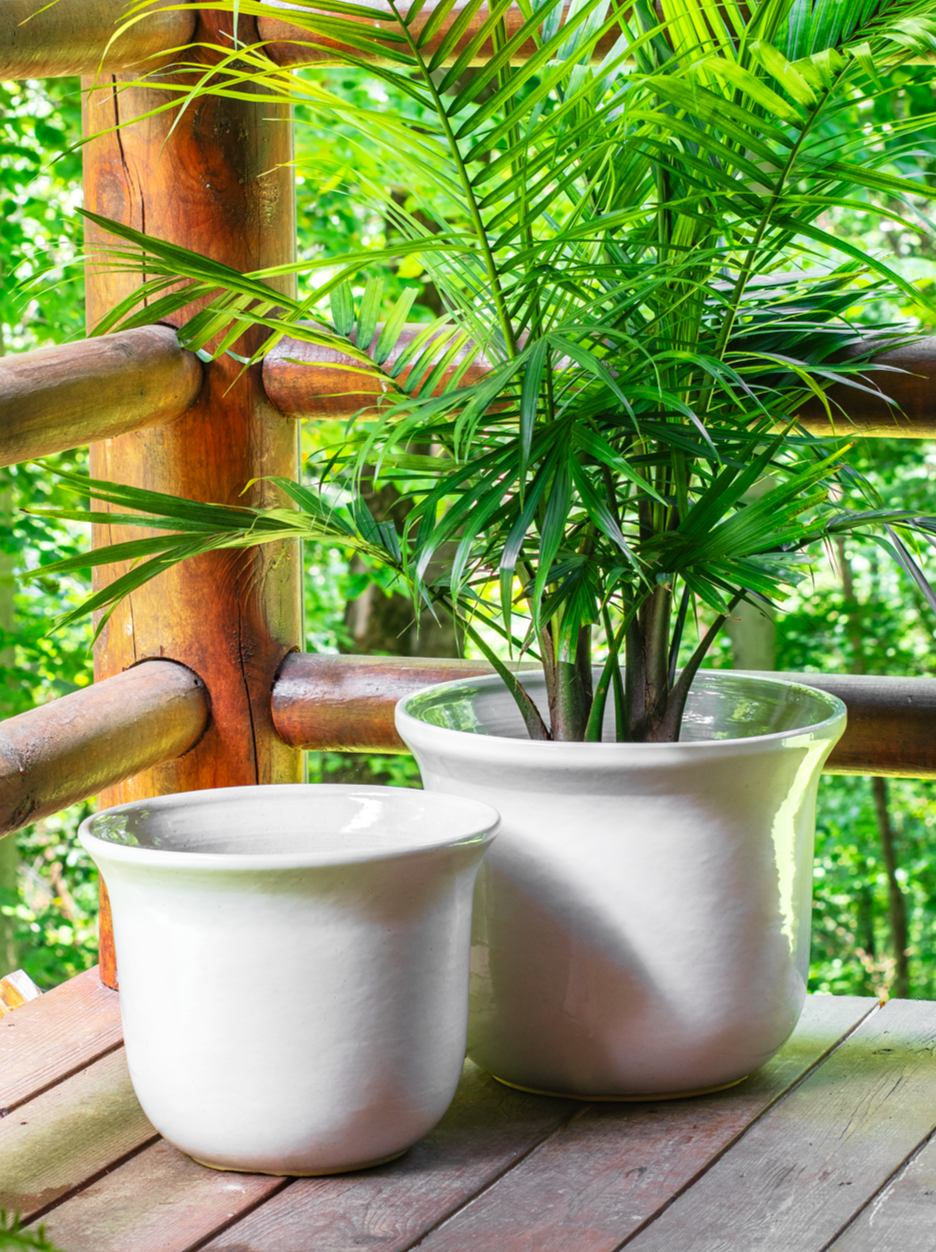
<box><xmin>79</xmin><ymin>782</ymin><xmax>499</xmax><ymax>871</ymax></box>
<box><xmin>396</xmin><ymin>668</ymin><xmax>846</xmax><ymax>754</ymax></box>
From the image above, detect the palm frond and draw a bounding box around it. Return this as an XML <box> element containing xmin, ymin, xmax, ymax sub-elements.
<box><xmin>37</xmin><ymin>0</ymin><xmax>936</xmax><ymax>741</ymax></box>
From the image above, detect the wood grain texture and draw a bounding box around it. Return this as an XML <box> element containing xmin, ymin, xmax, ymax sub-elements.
<box><xmin>197</xmin><ymin>1061</ymin><xmax>580</xmax><ymax>1252</ymax></box>
<box><xmin>0</xmin><ymin>326</ymin><xmax>203</xmax><ymax>468</ymax></box>
<box><xmin>97</xmin><ymin>879</ymin><xmax>118</xmax><ymax>991</ymax></box>
<box><xmin>0</xmin><ymin>968</ymin><xmax>120</xmax><ymax>1114</ymax></box>
<box><xmin>259</xmin><ymin>2</ymin><xmax>624</xmax><ymax>69</ymax></box>
<box><xmin>796</xmin><ymin>338</ymin><xmax>936</xmax><ymax>438</ymax></box>
<box><xmin>82</xmin><ymin>21</ymin><xmax>301</xmax><ymax>798</ymax></box>
<box><xmin>0</xmin><ymin>660</ymin><xmax>210</xmax><ymax>838</ymax></box>
<box><xmin>83</xmin><ymin>15</ymin><xmax>302</xmax><ymax>800</ymax></box>
<box><xmin>83</xmin><ymin>11</ymin><xmax>304</xmax><ymax>984</ymax></box>
<box><xmin>0</xmin><ymin>1047</ymin><xmax>155</xmax><ymax>1220</ymax></box>
<box><xmin>272</xmin><ymin>653</ymin><xmax>495</xmax><ymax>751</ymax></box>
<box><xmin>623</xmin><ymin>997</ymin><xmax>936</xmax><ymax>1252</ymax></box>
<box><xmin>0</xmin><ymin>0</ymin><xmax>196</xmax><ymax>80</ymax></box>
<box><xmin>272</xmin><ymin>655</ymin><xmax>936</xmax><ymax>777</ymax></box>
<box><xmin>263</xmin><ymin>326</ymin><xmax>491</xmax><ymax>420</ymax></box>
<box><xmin>260</xmin><ymin>4</ymin><xmax>935</xmax><ymax>71</ymax></box>
<box><xmin>1</xmin><ymin>992</ymin><xmax>927</xmax><ymax>1249</ymax></box>
<box><xmin>746</xmin><ymin>671</ymin><xmax>936</xmax><ymax>779</ymax></box>
<box><xmin>34</xmin><ymin>1139</ymin><xmax>287</xmax><ymax>1252</ymax></box>
<box><xmin>418</xmin><ymin>996</ymin><xmax>876</xmax><ymax>1252</ymax></box>
<box><xmin>828</xmin><ymin>1129</ymin><xmax>936</xmax><ymax>1251</ymax></box>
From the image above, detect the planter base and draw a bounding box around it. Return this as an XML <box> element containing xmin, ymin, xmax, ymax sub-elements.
<box><xmin>491</xmin><ymin>1073</ymin><xmax>750</xmax><ymax>1102</ymax></box>
<box><xmin>191</xmin><ymin>1147</ymin><xmax>410</xmax><ymax>1177</ymax></box>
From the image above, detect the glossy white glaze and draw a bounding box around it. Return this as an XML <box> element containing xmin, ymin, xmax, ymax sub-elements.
<box><xmin>80</xmin><ymin>784</ymin><xmax>499</xmax><ymax>1174</ymax></box>
<box><xmin>396</xmin><ymin>671</ymin><xmax>845</xmax><ymax>1098</ymax></box>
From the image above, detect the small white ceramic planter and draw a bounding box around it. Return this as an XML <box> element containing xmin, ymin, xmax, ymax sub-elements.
<box><xmin>79</xmin><ymin>784</ymin><xmax>499</xmax><ymax>1175</ymax></box>
<box><xmin>396</xmin><ymin>670</ymin><xmax>846</xmax><ymax>1100</ymax></box>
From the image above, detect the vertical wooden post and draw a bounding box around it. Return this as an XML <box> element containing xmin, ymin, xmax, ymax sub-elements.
<box><xmin>82</xmin><ymin>13</ymin><xmax>302</xmax><ymax>988</ymax></box>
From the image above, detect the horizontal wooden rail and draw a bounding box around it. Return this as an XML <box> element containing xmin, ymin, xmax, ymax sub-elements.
<box><xmin>263</xmin><ymin>326</ymin><xmax>488</xmax><ymax>419</ymax></box>
<box><xmin>0</xmin><ymin>327</ymin><xmax>204</xmax><ymax>469</ymax></box>
<box><xmin>263</xmin><ymin>329</ymin><xmax>936</xmax><ymax>436</ymax></box>
<box><xmin>8</xmin><ymin>0</ymin><xmax>930</xmax><ymax>82</ymax></box>
<box><xmin>0</xmin><ymin>660</ymin><xmax>210</xmax><ymax>839</ymax></box>
<box><xmin>796</xmin><ymin>339</ymin><xmax>936</xmax><ymax>438</ymax></box>
<box><xmin>751</xmin><ymin>671</ymin><xmax>936</xmax><ymax>779</ymax></box>
<box><xmin>259</xmin><ymin>2</ymin><xmax>621</xmax><ymax>68</ymax></box>
<box><xmin>0</xmin><ymin>655</ymin><xmax>924</xmax><ymax>838</ymax></box>
<box><xmin>272</xmin><ymin>653</ymin><xmax>936</xmax><ymax>777</ymax></box>
<box><xmin>259</xmin><ymin>5</ymin><xmax>936</xmax><ymax>69</ymax></box>
<box><xmin>273</xmin><ymin>653</ymin><xmax>493</xmax><ymax>751</ymax></box>
<box><xmin>0</xmin><ymin>0</ymin><xmax>197</xmax><ymax>80</ymax></box>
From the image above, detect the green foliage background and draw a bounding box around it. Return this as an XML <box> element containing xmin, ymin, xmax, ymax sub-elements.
<box><xmin>0</xmin><ymin>77</ymin><xmax>98</xmax><ymax>987</ymax></box>
<box><xmin>2</xmin><ymin>64</ymin><xmax>936</xmax><ymax>997</ymax></box>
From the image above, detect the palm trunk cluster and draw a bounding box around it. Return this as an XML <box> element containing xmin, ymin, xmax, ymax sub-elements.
<box><xmin>534</xmin><ymin>584</ymin><xmax>731</xmax><ymax>743</ymax></box>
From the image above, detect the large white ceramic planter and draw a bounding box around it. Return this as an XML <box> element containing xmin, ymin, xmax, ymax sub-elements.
<box><xmin>79</xmin><ymin>784</ymin><xmax>499</xmax><ymax>1175</ymax></box>
<box><xmin>396</xmin><ymin>671</ymin><xmax>846</xmax><ymax>1099</ymax></box>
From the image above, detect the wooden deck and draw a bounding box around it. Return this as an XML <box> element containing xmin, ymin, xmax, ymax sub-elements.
<box><xmin>2</xmin><ymin>970</ymin><xmax>935</xmax><ymax>1250</ymax></box>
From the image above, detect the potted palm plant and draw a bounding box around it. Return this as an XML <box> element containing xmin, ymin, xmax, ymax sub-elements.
<box><xmin>35</xmin><ymin>0</ymin><xmax>936</xmax><ymax>1096</ymax></box>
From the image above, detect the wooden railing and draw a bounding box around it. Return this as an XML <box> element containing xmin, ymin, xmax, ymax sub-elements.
<box><xmin>0</xmin><ymin>661</ymin><xmax>209</xmax><ymax>837</ymax></box>
<box><xmin>5</xmin><ymin>323</ymin><xmax>935</xmax><ymax>459</ymax></box>
<box><xmin>0</xmin><ymin>0</ymin><xmax>196</xmax><ymax>78</ymax></box>
<box><xmin>2</xmin><ymin>3</ymin><xmax>936</xmax><ymax>988</ymax></box>
<box><xmin>0</xmin><ymin>326</ymin><xmax>203</xmax><ymax>466</ymax></box>
<box><xmin>262</xmin><ymin>331</ymin><xmax>936</xmax><ymax>436</ymax></box>
<box><xmin>1</xmin><ymin>656</ymin><xmax>934</xmax><ymax>846</ymax></box>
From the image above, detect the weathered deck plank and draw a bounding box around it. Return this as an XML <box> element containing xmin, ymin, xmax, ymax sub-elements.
<box><xmin>197</xmin><ymin>1063</ymin><xmax>581</xmax><ymax>1252</ymax></box>
<box><xmin>0</xmin><ymin>967</ymin><xmax>121</xmax><ymax>1113</ymax></box>
<box><xmin>33</xmin><ymin>1139</ymin><xmax>288</xmax><ymax>1252</ymax></box>
<box><xmin>417</xmin><ymin>996</ymin><xmax>877</xmax><ymax>1252</ymax></box>
<box><xmin>0</xmin><ymin>1048</ymin><xmax>155</xmax><ymax>1219</ymax></box>
<box><xmin>828</xmin><ymin>1130</ymin><xmax>936</xmax><ymax>1251</ymax></box>
<box><xmin>621</xmin><ymin>997</ymin><xmax>936</xmax><ymax>1251</ymax></box>
<box><xmin>4</xmin><ymin>977</ymin><xmax>934</xmax><ymax>1251</ymax></box>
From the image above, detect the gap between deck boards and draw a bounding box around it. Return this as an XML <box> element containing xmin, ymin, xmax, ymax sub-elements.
<box><xmin>405</xmin><ymin>996</ymin><xmax>881</xmax><ymax>1252</ymax></box>
<box><xmin>0</xmin><ymin>966</ymin><xmax>123</xmax><ymax>1114</ymax></box>
<box><xmin>613</xmin><ymin>997</ymin><xmax>936</xmax><ymax>1252</ymax></box>
<box><xmin>607</xmin><ymin>997</ymin><xmax>885</xmax><ymax>1250</ymax></box>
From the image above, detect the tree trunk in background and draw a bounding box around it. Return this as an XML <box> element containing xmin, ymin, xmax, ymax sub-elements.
<box><xmin>727</xmin><ymin>477</ymin><xmax>776</xmax><ymax>671</ymax></box>
<box><xmin>836</xmin><ymin>535</ymin><xmax>910</xmax><ymax>997</ymax></box>
<box><xmin>355</xmin><ymin>174</ymin><xmax>463</xmax><ymax>668</ymax></box>
<box><xmin>343</xmin><ymin>557</ymin><xmax>459</xmax><ymax>656</ymax></box>
<box><xmin>0</xmin><ymin>484</ymin><xmax>17</xmax><ymax>974</ymax></box>
<box><xmin>857</xmin><ymin>884</ymin><xmax>876</xmax><ymax>962</ymax></box>
<box><xmin>872</xmin><ymin>774</ymin><xmax>910</xmax><ymax>999</ymax></box>
<box><xmin>0</xmin><ymin>837</ymin><xmax>15</xmax><ymax>976</ymax></box>
<box><xmin>725</xmin><ymin>599</ymin><xmax>776</xmax><ymax>670</ymax></box>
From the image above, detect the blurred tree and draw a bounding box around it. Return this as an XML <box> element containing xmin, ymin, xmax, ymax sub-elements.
<box><xmin>725</xmin><ymin>478</ymin><xmax>778</xmax><ymax>672</ymax></box>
